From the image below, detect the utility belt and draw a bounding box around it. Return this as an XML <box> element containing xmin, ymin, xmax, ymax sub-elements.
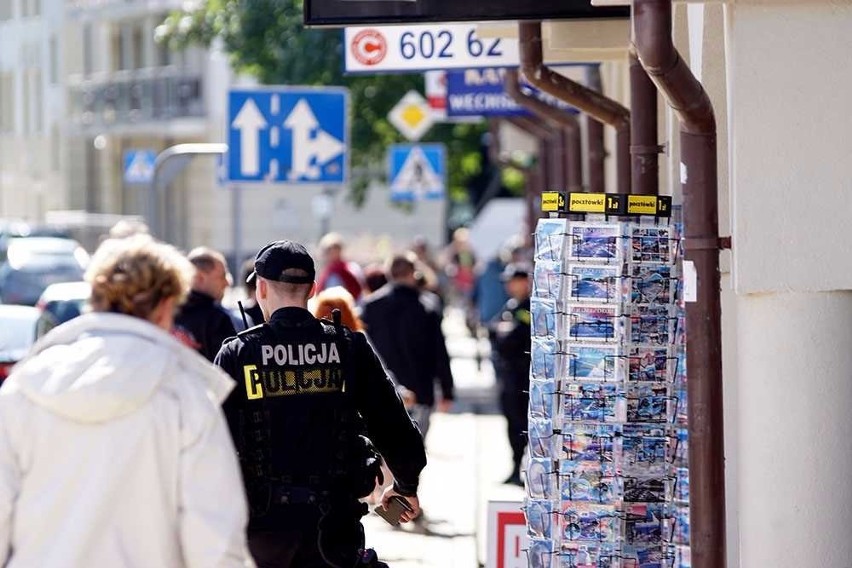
<box><xmin>270</xmin><ymin>485</ymin><xmax>329</xmax><ymax>507</ymax></box>
<box><xmin>268</xmin><ymin>484</ymin><xmax>368</xmax><ymax>514</ymax></box>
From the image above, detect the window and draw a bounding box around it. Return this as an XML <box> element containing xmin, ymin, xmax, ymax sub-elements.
<box><xmin>50</xmin><ymin>123</ymin><xmax>60</xmax><ymax>171</ymax></box>
<box><xmin>0</xmin><ymin>0</ymin><xmax>12</xmax><ymax>21</ymax></box>
<box><xmin>31</xmin><ymin>69</ymin><xmax>42</xmax><ymax>133</ymax></box>
<box><xmin>82</xmin><ymin>23</ymin><xmax>93</xmax><ymax>75</ymax></box>
<box><xmin>0</xmin><ymin>73</ymin><xmax>13</xmax><ymax>132</ymax></box>
<box><xmin>22</xmin><ymin>71</ymin><xmax>30</xmax><ymax>133</ymax></box>
<box><xmin>132</xmin><ymin>24</ymin><xmax>143</xmax><ymax>69</ymax></box>
<box><xmin>49</xmin><ymin>35</ymin><xmax>58</xmax><ymax>84</ymax></box>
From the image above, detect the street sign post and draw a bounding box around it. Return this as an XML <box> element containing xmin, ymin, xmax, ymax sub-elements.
<box><xmin>388</xmin><ymin>143</ymin><xmax>446</xmax><ymax>201</ymax></box>
<box><xmin>307</xmin><ymin>0</ymin><xmax>627</xmax><ymax>27</ymax></box>
<box><xmin>227</xmin><ymin>87</ymin><xmax>349</xmax><ymax>185</ymax></box>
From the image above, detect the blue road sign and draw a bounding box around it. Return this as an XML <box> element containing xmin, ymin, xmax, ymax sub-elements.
<box><xmin>445</xmin><ymin>67</ymin><xmax>584</xmax><ymax>118</ymax></box>
<box><xmin>123</xmin><ymin>149</ymin><xmax>157</xmax><ymax>184</ymax></box>
<box><xmin>388</xmin><ymin>144</ymin><xmax>446</xmax><ymax>202</ymax></box>
<box><xmin>227</xmin><ymin>87</ymin><xmax>348</xmax><ymax>184</ymax></box>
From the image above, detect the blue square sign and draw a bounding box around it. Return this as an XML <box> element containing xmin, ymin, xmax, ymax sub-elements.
<box><xmin>388</xmin><ymin>144</ymin><xmax>446</xmax><ymax>202</ymax></box>
<box><xmin>227</xmin><ymin>87</ymin><xmax>349</xmax><ymax>184</ymax></box>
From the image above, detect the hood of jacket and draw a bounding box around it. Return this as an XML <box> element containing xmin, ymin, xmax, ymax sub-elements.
<box><xmin>6</xmin><ymin>312</ymin><xmax>233</xmax><ymax>424</ymax></box>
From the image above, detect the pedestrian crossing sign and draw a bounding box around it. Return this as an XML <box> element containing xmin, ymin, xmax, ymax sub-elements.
<box><xmin>388</xmin><ymin>143</ymin><xmax>446</xmax><ymax>202</ymax></box>
<box><xmin>123</xmin><ymin>149</ymin><xmax>157</xmax><ymax>185</ymax></box>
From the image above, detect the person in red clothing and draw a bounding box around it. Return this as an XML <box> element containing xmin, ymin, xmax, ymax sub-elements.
<box><xmin>316</xmin><ymin>232</ymin><xmax>365</xmax><ymax>301</ymax></box>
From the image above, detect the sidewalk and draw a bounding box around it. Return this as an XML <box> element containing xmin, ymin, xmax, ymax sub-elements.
<box><xmin>363</xmin><ymin>308</ymin><xmax>526</xmax><ymax>567</ymax></box>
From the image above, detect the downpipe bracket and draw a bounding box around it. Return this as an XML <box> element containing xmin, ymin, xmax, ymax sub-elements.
<box><xmin>683</xmin><ymin>236</ymin><xmax>732</xmax><ymax>251</ymax></box>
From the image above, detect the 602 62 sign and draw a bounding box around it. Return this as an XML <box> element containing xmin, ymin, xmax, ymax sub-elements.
<box><xmin>399</xmin><ymin>29</ymin><xmax>503</xmax><ymax>61</ymax></box>
<box><xmin>344</xmin><ymin>24</ymin><xmax>522</xmax><ymax>73</ymax></box>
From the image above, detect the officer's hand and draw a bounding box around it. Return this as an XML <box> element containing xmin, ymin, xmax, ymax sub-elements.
<box><xmin>399</xmin><ymin>387</ymin><xmax>417</xmax><ymax>408</ymax></box>
<box><xmin>436</xmin><ymin>399</ymin><xmax>453</xmax><ymax>413</ymax></box>
<box><xmin>381</xmin><ymin>488</ymin><xmax>421</xmax><ymax>524</ymax></box>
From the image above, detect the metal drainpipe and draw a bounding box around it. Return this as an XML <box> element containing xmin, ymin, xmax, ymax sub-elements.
<box><xmin>504</xmin><ymin>69</ymin><xmax>583</xmax><ymax>191</ymax></box>
<box><xmin>630</xmin><ymin>51</ymin><xmax>661</xmax><ymax>195</ymax></box>
<box><xmin>519</xmin><ymin>21</ymin><xmax>631</xmax><ymax>194</ymax></box>
<box><xmin>585</xmin><ymin>65</ymin><xmax>606</xmax><ymax>193</ymax></box>
<box><xmin>507</xmin><ymin>116</ymin><xmax>553</xmax><ymax>233</ymax></box>
<box><xmin>633</xmin><ymin>1</ymin><xmax>726</xmax><ymax>567</ymax></box>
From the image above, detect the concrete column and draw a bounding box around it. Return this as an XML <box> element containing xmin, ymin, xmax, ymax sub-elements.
<box><xmin>736</xmin><ymin>292</ymin><xmax>852</xmax><ymax>566</ymax></box>
<box><xmin>726</xmin><ymin>2</ymin><xmax>852</xmax><ymax>565</ymax></box>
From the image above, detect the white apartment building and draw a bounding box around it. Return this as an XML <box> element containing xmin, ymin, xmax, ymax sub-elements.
<box><xmin>0</xmin><ymin>0</ymin><xmax>66</xmax><ymax>220</ymax></box>
<box><xmin>1</xmin><ymin>0</ymin><xmax>446</xmax><ymax>258</ymax></box>
<box><xmin>62</xmin><ymin>0</ymin><xmax>219</xmax><ymax>249</ymax></box>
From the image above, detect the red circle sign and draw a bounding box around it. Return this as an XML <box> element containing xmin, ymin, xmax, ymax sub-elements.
<box><xmin>351</xmin><ymin>29</ymin><xmax>387</xmax><ymax>66</ymax></box>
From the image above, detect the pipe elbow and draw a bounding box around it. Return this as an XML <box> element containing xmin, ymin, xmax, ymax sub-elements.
<box><xmin>632</xmin><ymin>0</ymin><xmax>677</xmax><ymax>75</ymax></box>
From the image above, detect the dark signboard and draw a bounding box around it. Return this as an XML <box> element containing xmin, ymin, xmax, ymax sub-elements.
<box><xmin>305</xmin><ymin>0</ymin><xmax>629</xmax><ymax>27</ymax></box>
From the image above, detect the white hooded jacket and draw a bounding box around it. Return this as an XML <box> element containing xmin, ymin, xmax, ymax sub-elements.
<box><xmin>0</xmin><ymin>313</ymin><xmax>253</xmax><ymax>567</ymax></box>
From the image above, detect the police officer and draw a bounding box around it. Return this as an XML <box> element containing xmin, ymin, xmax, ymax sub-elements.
<box><xmin>214</xmin><ymin>240</ymin><xmax>426</xmax><ymax>568</ymax></box>
<box><xmin>489</xmin><ymin>263</ymin><xmax>532</xmax><ymax>486</ymax></box>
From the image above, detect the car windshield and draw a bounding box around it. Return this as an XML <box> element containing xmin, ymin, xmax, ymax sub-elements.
<box><xmin>0</xmin><ymin>310</ymin><xmax>37</xmax><ymax>352</ymax></box>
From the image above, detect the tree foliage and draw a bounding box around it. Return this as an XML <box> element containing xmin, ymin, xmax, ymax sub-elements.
<box><xmin>157</xmin><ymin>0</ymin><xmax>487</xmax><ymax>206</ymax></box>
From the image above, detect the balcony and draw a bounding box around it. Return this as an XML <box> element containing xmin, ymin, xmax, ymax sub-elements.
<box><xmin>68</xmin><ymin>67</ymin><xmax>205</xmax><ymax>133</ymax></box>
<box><xmin>66</xmin><ymin>0</ymin><xmax>182</xmax><ymax>20</ymax></box>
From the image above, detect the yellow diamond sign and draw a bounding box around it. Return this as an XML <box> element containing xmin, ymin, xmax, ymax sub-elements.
<box><xmin>388</xmin><ymin>90</ymin><xmax>434</xmax><ymax>141</ymax></box>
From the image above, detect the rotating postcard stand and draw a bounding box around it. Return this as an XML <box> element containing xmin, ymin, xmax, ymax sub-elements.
<box><xmin>525</xmin><ymin>193</ymin><xmax>690</xmax><ymax>568</ymax></box>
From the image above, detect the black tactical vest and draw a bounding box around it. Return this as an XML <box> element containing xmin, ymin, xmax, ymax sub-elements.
<box><xmin>232</xmin><ymin>316</ymin><xmax>378</xmax><ymax>512</ymax></box>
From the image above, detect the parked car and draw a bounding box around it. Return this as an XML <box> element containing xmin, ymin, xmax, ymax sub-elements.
<box><xmin>35</xmin><ymin>281</ymin><xmax>91</xmax><ymax>338</ymax></box>
<box><xmin>0</xmin><ymin>237</ymin><xmax>90</xmax><ymax>306</ymax></box>
<box><xmin>0</xmin><ymin>218</ymin><xmax>31</xmax><ymax>262</ymax></box>
<box><xmin>0</xmin><ymin>305</ymin><xmax>39</xmax><ymax>381</ymax></box>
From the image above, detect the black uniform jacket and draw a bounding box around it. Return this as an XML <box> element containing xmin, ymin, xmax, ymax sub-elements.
<box><xmin>490</xmin><ymin>297</ymin><xmax>532</xmax><ymax>383</ymax></box>
<box><xmin>215</xmin><ymin>307</ymin><xmax>427</xmax><ymax>497</ymax></box>
<box><xmin>173</xmin><ymin>290</ymin><xmax>237</xmax><ymax>362</ymax></box>
<box><xmin>361</xmin><ymin>283</ymin><xmax>454</xmax><ymax>407</ymax></box>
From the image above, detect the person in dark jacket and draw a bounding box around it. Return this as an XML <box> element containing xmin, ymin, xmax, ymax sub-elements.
<box><xmin>361</xmin><ymin>253</ymin><xmax>455</xmax><ymax>438</ymax></box>
<box><xmin>234</xmin><ymin>258</ymin><xmax>265</xmax><ymax>329</ymax></box>
<box><xmin>215</xmin><ymin>240</ymin><xmax>426</xmax><ymax>567</ymax></box>
<box><xmin>489</xmin><ymin>263</ymin><xmax>532</xmax><ymax>486</ymax></box>
<box><xmin>172</xmin><ymin>247</ymin><xmax>237</xmax><ymax>361</ymax></box>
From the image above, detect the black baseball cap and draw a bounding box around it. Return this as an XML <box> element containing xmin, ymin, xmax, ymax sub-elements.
<box><xmin>246</xmin><ymin>240</ymin><xmax>316</xmax><ymax>285</ymax></box>
<box><xmin>501</xmin><ymin>263</ymin><xmax>532</xmax><ymax>282</ymax></box>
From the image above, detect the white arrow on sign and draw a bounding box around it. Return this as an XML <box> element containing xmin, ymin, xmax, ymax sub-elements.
<box><xmin>284</xmin><ymin>98</ymin><xmax>345</xmax><ymax>181</ymax></box>
<box><xmin>231</xmin><ymin>99</ymin><xmax>267</xmax><ymax>176</ymax></box>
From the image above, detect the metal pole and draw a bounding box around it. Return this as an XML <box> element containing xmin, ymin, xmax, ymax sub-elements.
<box><xmin>503</xmin><ymin>70</ymin><xmax>583</xmax><ymax>191</ymax></box>
<box><xmin>148</xmin><ymin>143</ymin><xmax>228</xmax><ymax>240</ymax></box>
<box><xmin>585</xmin><ymin>66</ymin><xmax>606</xmax><ymax>193</ymax></box>
<box><xmin>630</xmin><ymin>51</ymin><xmax>661</xmax><ymax>196</ymax></box>
<box><xmin>232</xmin><ymin>184</ymin><xmax>242</xmax><ymax>271</ymax></box>
<box><xmin>633</xmin><ymin>1</ymin><xmax>726</xmax><ymax>567</ymax></box>
<box><xmin>519</xmin><ymin>21</ymin><xmax>631</xmax><ymax>194</ymax></box>
<box><xmin>506</xmin><ymin>116</ymin><xmax>551</xmax><ymax>233</ymax></box>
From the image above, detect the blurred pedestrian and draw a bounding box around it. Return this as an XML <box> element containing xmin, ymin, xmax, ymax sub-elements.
<box><xmin>363</xmin><ymin>264</ymin><xmax>388</xmax><ymax>296</ymax></box>
<box><xmin>0</xmin><ymin>236</ymin><xmax>252</xmax><ymax>567</ymax></box>
<box><xmin>311</xmin><ymin>286</ymin><xmax>364</xmax><ymax>331</ymax></box>
<box><xmin>411</xmin><ymin>236</ymin><xmax>444</xmax><ymax>301</ymax></box>
<box><xmin>310</xmin><ymin>286</ymin><xmax>399</xmax><ymax>508</ymax></box>
<box><xmin>316</xmin><ymin>232</ymin><xmax>364</xmax><ymax>301</ymax></box>
<box><xmin>234</xmin><ymin>259</ymin><xmax>264</xmax><ymax>329</ymax></box>
<box><xmin>173</xmin><ymin>247</ymin><xmax>237</xmax><ymax>361</ymax></box>
<box><xmin>215</xmin><ymin>240</ymin><xmax>426</xmax><ymax>568</ymax></box>
<box><xmin>443</xmin><ymin>228</ymin><xmax>477</xmax><ymax>307</ymax></box>
<box><xmin>489</xmin><ymin>263</ymin><xmax>532</xmax><ymax>486</ymax></box>
<box><xmin>361</xmin><ymin>253</ymin><xmax>455</xmax><ymax>437</ymax></box>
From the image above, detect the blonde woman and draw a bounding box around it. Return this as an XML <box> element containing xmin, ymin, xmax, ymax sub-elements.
<box><xmin>0</xmin><ymin>236</ymin><xmax>253</xmax><ymax>567</ymax></box>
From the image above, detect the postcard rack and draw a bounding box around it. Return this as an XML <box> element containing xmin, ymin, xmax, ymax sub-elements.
<box><xmin>524</xmin><ymin>192</ymin><xmax>690</xmax><ymax>568</ymax></box>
